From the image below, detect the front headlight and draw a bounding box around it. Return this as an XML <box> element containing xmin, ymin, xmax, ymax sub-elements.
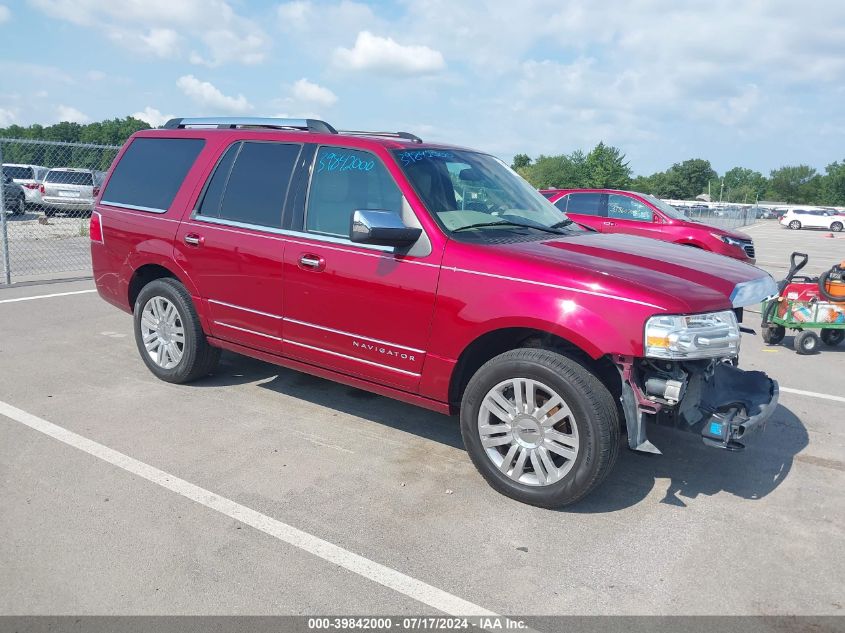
<box><xmin>711</xmin><ymin>232</ymin><xmax>743</xmax><ymax>247</ymax></box>
<box><xmin>645</xmin><ymin>310</ymin><xmax>740</xmax><ymax>359</ymax></box>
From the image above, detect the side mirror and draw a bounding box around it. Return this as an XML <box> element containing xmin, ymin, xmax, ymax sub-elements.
<box><xmin>350</xmin><ymin>209</ymin><xmax>422</xmax><ymax>247</ymax></box>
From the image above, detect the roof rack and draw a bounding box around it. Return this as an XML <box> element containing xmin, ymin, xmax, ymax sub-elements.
<box><xmin>338</xmin><ymin>130</ymin><xmax>423</xmax><ymax>144</ymax></box>
<box><xmin>162</xmin><ymin>117</ymin><xmax>338</xmax><ymax>135</ymax></box>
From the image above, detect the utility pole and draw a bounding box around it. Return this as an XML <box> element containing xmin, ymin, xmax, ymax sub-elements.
<box><xmin>719</xmin><ymin>179</ymin><xmax>724</xmax><ymax>203</ymax></box>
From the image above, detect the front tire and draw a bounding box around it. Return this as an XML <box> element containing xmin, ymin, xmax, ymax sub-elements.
<box><xmin>460</xmin><ymin>348</ymin><xmax>619</xmax><ymax>508</ymax></box>
<box><xmin>133</xmin><ymin>278</ymin><xmax>220</xmax><ymax>383</ymax></box>
<box><xmin>794</xmin><ymin>330</ymin><xmax>820</xmax><ymax>355</ymax></box>
<box><xmin>788</xmin><ymin>220</ymin><xmax>801</xmax><ymax>230</ymax></box>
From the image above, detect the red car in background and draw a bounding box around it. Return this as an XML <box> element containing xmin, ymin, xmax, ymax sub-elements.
<box><xmin>540</xmin><ymin>188</ymin><xmax>756</xmax><ymax>263</ymax></box>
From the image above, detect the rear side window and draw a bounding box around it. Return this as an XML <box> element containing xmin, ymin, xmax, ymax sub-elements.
<box><xmin>45</xmin><ymin>171</ymin><xmax>94</xmax><ymax>186</ymax></box>
<box><xmin>102</xmin><ymin>137</ymin><xmax>205</xmax><ymax>212</ymax></box>
<box><xmin>197</xmin><ymin>141</ymin><xmax>301</xmax><ymax>229</ymax></box>
<box><xmin>556</xmin><ymin>193</ymin><xmax>602</xmax><ymax>216</ymax></box>
<box><xmin>306</xmin><ymin>147</ymin><xmax>402</xmax><ymax>237</ymax></box>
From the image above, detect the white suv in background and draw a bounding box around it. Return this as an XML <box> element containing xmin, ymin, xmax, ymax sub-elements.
<box><xmin>780</xmin><ymin>208</ymin><xmax>844</xmax><ymax>232</ymax></box>
<box><xmin>40</xmin><ymin>168</ymin><xmax>97</xmax><ymax>217</ymax></box>
<box><xmin>2</xmin><ymin>163</ymin><xmax>48</xmax><ymax>208</ymax></box>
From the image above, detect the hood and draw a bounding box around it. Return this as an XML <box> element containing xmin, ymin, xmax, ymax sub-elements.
<box><xmin>500</xmin><ymin>232</ymin><xmax>775</xmax><ymax>314</ymax></box>
<box><xmin>706</xmin><ymin>224</ymin><xmax>752</xmax><ymax>241</ymax></box>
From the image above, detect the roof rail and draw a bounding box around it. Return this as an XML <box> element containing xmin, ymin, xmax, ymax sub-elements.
<box><xmin>162</xmin><ymin>117</ymin><xmax>338</xmax><ymax>134</ymax></box>
<box><xmin>337</xmin><ymin>130</ymin><xmax>423</xmax><ymax>144</ymax></box>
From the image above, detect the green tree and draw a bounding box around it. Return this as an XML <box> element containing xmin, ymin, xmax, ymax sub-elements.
<box><xmin>820</xmin><ymin>160</ymin><xmax>845</xmax><ymax>206</ymax></box>
<box><xmin>519</xmin><ymin>151</ymin><xmax>588</xmax><ymax>189</ymax></box>
<box><xmin>766</xmin><ymin>165</ymin><xmax>818</xmax><ymax>203</ymax></box>
<box><xmin>511</xmin><ymin>153</ymin><xmax>531</xmax><ymax>171</ymax></box>
<box><xmin>582</xmin><ymin>142</ymin><xmax>631</xmax><ymax>188</ymax></box>
<box><xmin>722</xmin><ymin>167</ymin><xmax>767</xmax><ymax>203</ymax></box>
<box><xmin>664</xmin><ymin>159</ymin><xmax>717</xmax><ymax>199</ymax></box>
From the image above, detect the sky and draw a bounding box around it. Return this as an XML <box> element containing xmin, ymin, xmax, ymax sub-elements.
<box><xmin>1</xmin><ymin>0</ymin><xmax>844</xmax><ymax>176</ymax></box>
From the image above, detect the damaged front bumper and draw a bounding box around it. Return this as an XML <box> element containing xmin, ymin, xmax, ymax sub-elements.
<box><xmin>614</xmin><ymin>355</ymin><xmax>779</xmax><ymax>453</ymax></box>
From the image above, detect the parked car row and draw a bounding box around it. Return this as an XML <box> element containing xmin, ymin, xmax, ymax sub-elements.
<box><xmin>1</xmin><ymin>163</ymin><xmax>103</xmax><ymax>217</ymax></box>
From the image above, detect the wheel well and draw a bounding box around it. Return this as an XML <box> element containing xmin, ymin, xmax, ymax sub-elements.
<box><xmin>448</xmin><ymin>328</ymin><xmax>621</xmax><ymax>412</ymax></box>
<box><xmin>128</xmin><ymin>264</ymin><xmax>176</xmax><ymax>309</ymax></box>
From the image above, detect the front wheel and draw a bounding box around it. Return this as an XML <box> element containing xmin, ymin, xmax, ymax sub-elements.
<box><xmin>794</xmin><ymin>330</ymin><xmax>820</xmax><ymax>355</ymax></box>
<box><xmin>133</xmin><ymin>278</ymin><xmax>220</xmax><ymax>383</ymax></box>
<box><xmin>460</xmin><ymin>348</ymin><xmax>619</xmax><ymax>508</ymax></box>
<box><xmin>788</xmin><ymin>220</ymin><xmax>801</xmax><ymax>230</ymax></box>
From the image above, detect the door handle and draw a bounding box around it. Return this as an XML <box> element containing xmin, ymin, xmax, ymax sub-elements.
<box><xmin>184</xmin><ymin>233</ymin><xmax>203</xmax><ymax>246</ymax></box>
<box><xmin>299</xmin><ymin>254</ymin><xmax>325</xmax><ymax>271</ymax></box>
<box><xmin>603</xmin><ymin>221</ymin><xmax>616</xmax><ymax>226</ymax></box>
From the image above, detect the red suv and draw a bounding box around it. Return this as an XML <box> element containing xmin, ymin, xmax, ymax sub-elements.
<box><xmin>91</xmin><ymin>118</ymin><xmax>778</xmax><ymax>507</ymax></box>
<box><xmin>540</xmin><ymin>189</ymin><xmax>756</xmax><ymax>263</ymax></box>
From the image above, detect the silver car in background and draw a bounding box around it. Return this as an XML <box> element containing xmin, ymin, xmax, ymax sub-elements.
<box><xmin>2</xmin><ymin>163</ymin><xmax>48</xmax><ymax>207</ymax></box>
<box><xmin>41</xmin><ymin>168</ymin><xmax>97</xmax><ymax>217</ymax></box>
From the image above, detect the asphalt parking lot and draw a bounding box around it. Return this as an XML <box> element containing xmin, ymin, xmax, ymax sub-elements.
<box><xmin>0</xmin><ymin>221</ymin><xmax>843</xmax><ymax>619</ymax></box>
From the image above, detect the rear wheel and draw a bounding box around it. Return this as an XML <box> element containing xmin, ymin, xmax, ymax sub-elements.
<box><xmin>788</xmin><ymin>220</ymin><xmax>801</xmax><ymax>230</ymax></box>
<box><xmin>795</xmin><ymin>330</ymin><xmax>820</xmax><ymax>355</ymax></box>
<box><xmin>820</xmin><ymin>329</ymin><xmax>844</xmax><ymax>346</ymax></box>
<box><xmin>831</xmin><ymin>221</ymin><xmax>843</xmax><ymax>233</ymax></box>
<box><xmin>460</xmin><ymin>348</ymin><xmax>619</xmax><ymax>508</ymax></box>
<box><xmin>133</xmin><ymin>278</ymin><xmax>220</xmax><ymax>383</ymax></box>
<box><xmin>12</xmin><ymin>196</ymin><xmax>25</xmax><ymax>215</ymax></box>
<box><xmin>762</xmin><ymin>324</ymin><xmax>785</xmax><ymax>345</ymax></box>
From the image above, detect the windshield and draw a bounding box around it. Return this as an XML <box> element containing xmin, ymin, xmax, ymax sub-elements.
<box><xmin>3</xmin><ymin>166</ymin><xmax>34</xmax><ymax>180</ymax></box>
<box><xmin>641</xmin><ymin>193</ymin><xmax>691</xmax><ymax>220</ymax></box>
<box><xmin>393</xmin><ymin>149</ymin><xmax>583</xmax><ymax>237</ymax></box>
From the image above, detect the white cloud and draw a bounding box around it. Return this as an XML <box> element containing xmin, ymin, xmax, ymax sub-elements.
<box><xmin>0</xmin><ymin>5</ymin><xmax>10</xmax><ymax>24</ymax></box>
<box><xmin>277</xmin><ymin>0</ymin><xmax>311</xmax><ymax>29</ymax></box>
<box><xmin>291</xmin><ymin>78</ymin><xmax>337</xmax><ymax>106</ymax></box>
<box><xmin>29</xmin><ymin>0</ymin><xmax>268</xmax><ymax>66</ymax></box>
<box><xmin>86</xmin><ymin>70</ymin><xmax>106</xmax><ymax>81</ymax></box>
<box><xmin>0</xmin><ymin>107</ymin><xmax>17</xmax><ymax>126</ymax></box>
<box><xmin>131</xmin><ymin>106</ymin><xmax>175</xmax><ymax>127</ymax></box>
<box><xmin>333</xmin><ymin>31</ymin><xmax>445</xmax><ymax>75</ymax></box>
<box><xmin>56</xmin><ymin>105</ymin><xmax>90</xmax><ymax>123</ymax></box>
<box><xmin>176</xmin><ymin>75</ymin><xmax>252</xmax><ymax>113</ymax></box>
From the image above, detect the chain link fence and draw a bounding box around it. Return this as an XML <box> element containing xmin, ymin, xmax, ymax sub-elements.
<box><xmin>1</xmin><ymin>138</ymin><xmax>120</xmax><ymax>285</ymax></box>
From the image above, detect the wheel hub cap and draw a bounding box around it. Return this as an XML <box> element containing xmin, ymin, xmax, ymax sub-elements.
<box><xmin>477</xmin><ymin>377</ymin><xmax>580</xmax><ymax>487</ymax></box>
<box><xmin>140</xmin><ymin>296</ymin><xmax>185</xmax><ymax>370</ymax></box>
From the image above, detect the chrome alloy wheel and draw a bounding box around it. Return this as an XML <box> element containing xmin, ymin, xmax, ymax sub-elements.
<box><xmin>140</xmin><ymin>296</ymin><xmax>185</xmax><ymax>369</ymax></box>
<box><xmin>478</xmin><ymin>378</ymin><xmax>580</xmax><ymax>486</ymax></box>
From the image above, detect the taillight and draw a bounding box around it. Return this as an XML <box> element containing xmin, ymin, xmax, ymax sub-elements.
<box><xmin>89</xmin><ymin>211</ymin><xmax>104</xmax><ymax>243</ymax></box>
<box><xmin>39</xmin><ymin>184</ymin><xmax>45</xmax><ymax>194</ymax></box>
<box><xmin>93</xmin><ymin>186</ymin><xmax>100</xmax><ymax>198</ymax></box>
<box><xmin>23</xmin><ymin>183</ymin><xmax>39</xmax><ymax>189</ymax></box>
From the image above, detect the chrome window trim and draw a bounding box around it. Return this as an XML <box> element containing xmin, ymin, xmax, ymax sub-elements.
<box><xmin>100</xmin><ymin>201</ymin><xmax>167</xmax><ymax>214</ymax></box>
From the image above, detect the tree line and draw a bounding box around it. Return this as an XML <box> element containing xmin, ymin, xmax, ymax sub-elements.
<box><xmin>0</xmin><ymin>118</ymin><xmax>151</xmax><ymax>171</ymax></box>
<box><xmin>513</xmin><ymin>144</ymin><xmax>845</xmax><ymax>206</ymax></box>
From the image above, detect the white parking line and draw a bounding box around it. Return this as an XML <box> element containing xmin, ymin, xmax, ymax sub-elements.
<box><xmin>780</xmin><ymin>387</ymin><xmax>845</xmax><ymax>404</ymax></box>
<box><xmin>0</xmin><ymin>399</ymin><xmax>495</xmax><ymax>618</ymax></box>
<box><xmin>0</xmin><ymin>289</ymin><xmax>96</xmax><ymax>304</ymax></box>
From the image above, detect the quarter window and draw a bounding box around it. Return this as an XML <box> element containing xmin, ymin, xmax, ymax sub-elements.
<box><xmin>102</xmin><ymin>138</ymin><xmax>205</xmax><ymax>211</ymax></box>
<box><xmin>306</xmin><ymin>147</ymin><xmax>403</xmax><ymax>237</ymax></box>
<box><xmin>198</xmin><ymin>142</ymin><xmax>301</xmax><ymax>229</ymax></box>
<box><xmin>607</xmin><ymin>194</ymin><xmax>653</xmax><ymax>222</ymax></box>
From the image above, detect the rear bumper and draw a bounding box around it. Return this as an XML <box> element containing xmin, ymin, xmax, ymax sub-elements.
<box><xmin>42</xmin><ymin>197</ymin><xmax>94</xmax><ymax>211</ymax></box>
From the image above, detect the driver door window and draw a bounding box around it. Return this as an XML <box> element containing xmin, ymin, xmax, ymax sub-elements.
<box><xmin>306</xmin><ymin>147</ymin><xmax>402</xmax><ymax>237</ymax></box>
<box><xmin>607</xmin><ymin>194</ymin><xmax>653</xmax><ymax>222</ymax></box>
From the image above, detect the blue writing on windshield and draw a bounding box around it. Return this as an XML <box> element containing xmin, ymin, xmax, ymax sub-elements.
<box><xmin>398</xmin><ymin>150</ymin><xmax>454</xmax><ymax>167</ymax></box>
<box><xmin>318</xmin><ymin>152</ymin><xmax>375</xmax><ymax>173</ymax></box>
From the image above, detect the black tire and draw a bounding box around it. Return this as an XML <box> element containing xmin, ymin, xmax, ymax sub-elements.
<box><xmin>12</xmin><ymin>196</ymin><xmax>25</xmax><ymax>215</ymax></box>
<box><xmin>820</xmin><ymin>329</ymin><xmax>844</xmax><ymax>347</ymax></box>
<box><xmin>831</xmin><ymin>221</ymin><xmax>843</xmax><ymax>233</ymax></box>
<box><xmin>133</xmin><ymin>278</ymin><xmax>220</xmax><ymax>383</ymax></box>
<box><xmin>44</xmin><ymin>209</ymin><xmax>55</xmax><ymax>218</ymax></box>
<box><xmin>460</xmin><ymin>348</ymin><xmax>619</xmax><ymax>508</ymax></box>
<box><xmin>788</xmin><ymin>220</ymin><xmax>801</xmax><ymax>230</ymax></box>
<box><xmin>794</xmin><ymin>330</ymin><xmax>820</xmax><ymax>355</ymax></box>
<box><xmin>762</xmin><ymin>324</ymin><xmax>785</xmax><ymax>345</ymax></box>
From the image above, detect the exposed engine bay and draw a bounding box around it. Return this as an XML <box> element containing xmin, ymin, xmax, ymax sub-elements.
<box><xmin>613</xmin><ymin>354</ymin><xmax>779</xmax><ymax>453</ymax></box>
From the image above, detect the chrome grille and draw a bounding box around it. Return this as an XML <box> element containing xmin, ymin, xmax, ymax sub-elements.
<box><xmin>741</xmin><ymin>241</ymin><xmax>755</xmax><ymax>259</ymax></box>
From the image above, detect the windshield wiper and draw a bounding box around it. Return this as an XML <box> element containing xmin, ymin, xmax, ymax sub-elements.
<box><xmin>550</xmin><ymin>219</ymin><xmax>574</xmax><ymax>228</ymax></box>
<box><xmin>452</xmin><ymin>220</ymin><xmax>564</xmax><ymax>235</ymax></box>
